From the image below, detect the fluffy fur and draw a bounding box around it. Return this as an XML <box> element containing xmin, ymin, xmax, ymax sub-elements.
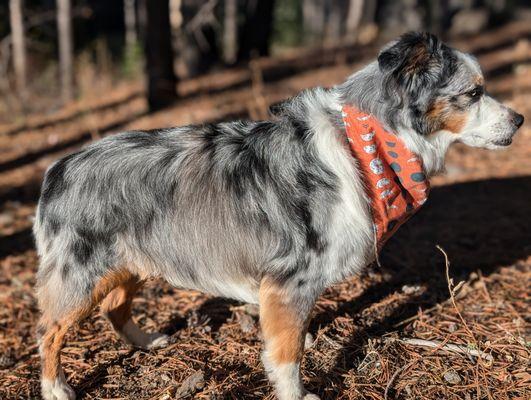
<box><xmin>34</xmin><ymin>32</ymin><xmax>523</xmax><ymax>400</ymax></box>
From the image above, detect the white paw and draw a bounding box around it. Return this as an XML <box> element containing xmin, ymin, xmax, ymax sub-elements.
<box><xmin>303</xmin><ymin>393</ymin><xmax>320</xmax><ymax>400</ymax></box>
<box><xmin>42</xmin><ymin>374</ymin><xmax>76</xmax><ymax>400</ymax></box>
<box><xmin>146</xmin><ymin>332</ymin><xmax>169</xmax><ymax>350</ymax></box>
<box><xmin>304</xmin><ymin>333</ymin><xmax>314</xmax><ymax>350</ymax></box>
<box><xmin>121</xmin><ymin>320</ymin><xmax>169</xmax><ymax>350</ymax></box>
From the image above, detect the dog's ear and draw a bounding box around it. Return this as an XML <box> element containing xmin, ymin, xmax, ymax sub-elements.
<box><xmin>378</xmin><ymin>32</ymin><xmax>449</xmax><ymax>96</ymax></box>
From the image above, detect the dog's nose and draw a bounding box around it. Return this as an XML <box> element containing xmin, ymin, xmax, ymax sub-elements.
<box><xmin>511</xmin><ymin>112</ymin><xmax>524</xmax><ymax>128</ymax></box>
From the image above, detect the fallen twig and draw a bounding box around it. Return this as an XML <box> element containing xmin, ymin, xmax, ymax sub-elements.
<box><xmin>387</xmin><ymin>337</ymin><xmax>494</xmax><ymax>363</ymax></box>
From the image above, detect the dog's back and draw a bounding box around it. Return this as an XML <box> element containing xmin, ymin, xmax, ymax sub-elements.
<box><xmin>34</xmin><ymin>96</ymin><xmax>369</xmax><ymax>397</ymax></box>
<box><xmin>33</xmin><ymin>97</ymin><xmax>369</xmax><ymax>318</ymax></box>
<box><xmin>34</xmin><ymin>89</ymin><xmax>377</xmax><ymax>399</ymax></box>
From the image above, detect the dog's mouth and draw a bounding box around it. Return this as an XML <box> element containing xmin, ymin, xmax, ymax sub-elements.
<box><xmin>491</xmin><ymin>137</ymin><xmax>513</xmax><ymax>147</ymax></box>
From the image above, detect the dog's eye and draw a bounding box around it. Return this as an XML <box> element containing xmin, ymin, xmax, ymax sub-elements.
<box><xmin>467</xmin><ymin>86</ymin><xmax>484</xmax><ymax>99</ymax></box>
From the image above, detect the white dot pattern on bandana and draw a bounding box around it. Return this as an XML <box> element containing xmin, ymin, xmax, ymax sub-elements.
<box><xmin>341</xmin><ymin>105</ymin><xmax>430</xmax><ymax>248</ymax></box>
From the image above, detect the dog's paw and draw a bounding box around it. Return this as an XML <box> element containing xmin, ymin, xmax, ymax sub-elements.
<box><xmin>41</xmin><ymin>376</ymin><xmax>76</xmax><ymax>400</ymax></box>
<box><xmin>304</xmin><ymin>333</ymin><xmax>315</xmax><ymax>350</ymax></box>
<box><xmin>303</xmin><ymin>393</ymin><xmax>320</xmax><ymax>400</ymax></box>
<box><xmin>120</xmin><ymin>320</ymin><xmax>169</xmax><ymax>350</ymax></box>
<box><xmin>145</xmin><ymin>332</ymin><xmax>170</xmax><ymax>350</ymax></box>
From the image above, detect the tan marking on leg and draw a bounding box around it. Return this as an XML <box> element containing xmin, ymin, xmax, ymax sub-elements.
<box><xmin>40</xmin><ymin>319</ymin><xmax>69</xmax><ymax>381</ymax></box>
<box><xmin>100</xmin><ymin>275</ymin><xmax>143</xmax><ymax>331</ymax></box>
<box><xmin>91</xmin><ymin>268</ymin><xmax>136</xmax><ymax>305</ymax></box>
<box><xmin>259</xmin><ymin>278</ymin><xmax>307</xmax><ymax>364</ymax></box>
<box><xmin>99</xmin><ymin>270</ymin><xmax>168</xmax><ymax>349</ymax></box>
<box><xmin>39</xmin><ymin>267</ymin><xmax>134</xmax><ymax>382</ymax></box>
<box><xmin>39</xmin><ymin>305</ymin><xmax>92</xmax><ymax>381</ymax></box>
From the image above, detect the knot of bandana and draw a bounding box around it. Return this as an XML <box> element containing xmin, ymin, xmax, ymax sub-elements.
<box><xmin>341</xmin><ymin>105</ymin><xmax>430</xmax><ymax>248</ymax></box>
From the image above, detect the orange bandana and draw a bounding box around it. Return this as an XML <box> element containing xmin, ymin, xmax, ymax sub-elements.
<box><xmin>341</xmin><ymin>105</ymin><xmax>430</xmax><ymax>248</ymax></box>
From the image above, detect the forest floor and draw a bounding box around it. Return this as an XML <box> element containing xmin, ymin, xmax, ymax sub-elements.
<box><xmin>0</xmin><ymin>23</ymin><xmax>530</xmax><ymax>399</ymax></box>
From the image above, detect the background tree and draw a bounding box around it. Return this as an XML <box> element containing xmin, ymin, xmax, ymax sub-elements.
<box><xmin>303</xmin><ymin>0</ymin><xmax>326</xmax><ymax>42</ymax></box>
<box><xmin>223</xmin><ymin>0</ymin><xmax>237</xmax><ymax>64</ymax></box>
<box><xmin>345</xmin><ymin>0</ymin><xmax>364</xmax><ymax>39</ymax></box>
<box><xmin>237</xmin><ymin>0</ymin><xmax>276</xmax><ymax>61</ymax></box>
<box><xmin>144</xmin><ymin>0</ymin><xmax>177</xmax><ymax>111</ymax></box>
<box><xmin>9</xmin><ymin>0</ymin><xmax>26</xmax><ymax>96</ymax></box>
<box><xmin>57</xmin><ymin>0</ymin><xmax>74</xmax><ymax>102</ymax></box>
<box><xmin>124</xmin><ymin>0</ymin><xmax>137</xmax><ymax>50</ymax></box>
<box><xmin>325</xmin><ymin>0</ymin><xmax>349</xmax><ymax>42</ymax></box>
<box><xmin>178</xmin><ymin>0</ymin><xmax>220</xmax><ymax>78</ymax></box>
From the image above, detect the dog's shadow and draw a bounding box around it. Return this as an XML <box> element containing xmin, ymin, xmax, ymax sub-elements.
<box><xmin>309</xmin><ymin>175</ymin><xmax>531</xmax><ymax>397</ymax></box>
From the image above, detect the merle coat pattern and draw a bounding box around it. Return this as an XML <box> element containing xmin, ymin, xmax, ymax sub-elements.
<box><xmin>35</xmin><ymin>32</ymin><xmax>523</xmax><ymax>400</ymax></box>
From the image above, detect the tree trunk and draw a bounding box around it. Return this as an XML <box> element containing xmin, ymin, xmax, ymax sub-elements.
<box><xmin>57</xmin><ymin>0</ymin><xmax>74</xmax><ymax>102</ymax></box>
<box><xmin>124</xmin><ymin>0</ymin><xmax>137</xmax><ymax>49</ymax></box>
<box><xmin>144</xmin><ymin>0</ymin><xmax>177</xmax><ymax>111</ymax></box>
<box><xmin>361</xmin><ymin>0</ymin><xmax>377</xmax><ymax>25</ymax></box>
<box><xmin>325</xmin><ymin>0</ymin><xmax>349</xmax><ymax>43</ymax></box>
<box><xmin>237</xmin><ymin>0</ymin><xmax>276</xmax><ymax>62</ymax></box>
<box><xmin>178</xmin><ymin>0</ymin><xmax>220</xmax><ymax>78</ymax></box>
<box><xmin>137</xmin><ymin>0</ymin><xmax>147</xmax><ymax>44</ymax></box>
<box><xmin>10</xmin><ymin>0</ymin><xmax>27</xmax><ymax>96</ymax></box>
<box><xmin>345</xmin><ymin>0</ymin><xmax>363</xmax><ymax>39</ymax></box>
<box><xmin>376</xmin><ymin>0</ymin><xmax>423</xmax><ymax>37</ymax></box>
<box><xmin>303</xmin><ymin>0</ymin><xmax>325</xmax><ymax>42</ymax></box>
<box><xmin>223</xmin><ymin>0</ymin><xmax>238</xmax><ymax>64</ymax></box>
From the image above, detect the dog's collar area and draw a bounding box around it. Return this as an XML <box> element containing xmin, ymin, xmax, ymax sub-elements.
<box><xmin>341</xmin><ymin>105</ymin><xmax>430</xmax><ymax>247</ymax></box>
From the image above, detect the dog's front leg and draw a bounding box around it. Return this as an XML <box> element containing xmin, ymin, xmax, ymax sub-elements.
<box><xmin>259</xmin><ymin>277</ymin><xmax>319</xmax><ymax>400</ymax></box>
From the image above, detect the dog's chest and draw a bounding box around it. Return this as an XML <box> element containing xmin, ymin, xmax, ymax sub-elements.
<box><xmin>313</xmin><ymin>143</ymin><xmax>376</xmax><ymax>284</ymax></box>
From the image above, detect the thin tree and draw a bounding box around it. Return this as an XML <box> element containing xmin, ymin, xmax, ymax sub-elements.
<box><xmin>303</xmin><ymin>0</ymin><xmax>325</xmax><ymax>42</ymax></box>
<box><xmin>57</xmin><ymin>0</ymin><xmax>74</xmax><ymax>102</ymax></box>
<box><xmin>361</xmin><ymin>0</ymin><xmax>376</xmax><ymax>26</ymax></box>
<box><xmin>137</xmin><ymin>0</ymin><xmax>147</xmax><ymax>43</ymax></box>
<box><xmin>9</xmin><ymin>0</ymin><xmax>27</xmax><ymax>95</ymax></box>
<box><xmin>124</xmin><ymin>0</ymin><xmax>137</xmax><ymax>50</ymax></box>
<box><xmin>345</xmin><ymin>0</ymin><xmax>363</xmax><ymax>39</ymax></box>
<box><xmin>223</xmin><ymin>0</ymin><xmax>237</xmax><ymax>64</ymax></box>
<box><xmin>144</xmin><ymin>0</ymin><xmax>177</xmax><ymax>111</ymax></box>
<box><xmin>325</xmin><ymin>0</ymin><xmax>349</xmax><ymax>43</ymax></box>
<box><xmin>426</xmin><ymin>0</ymin><xmax>450</xmax><ymax>36</ymax></box>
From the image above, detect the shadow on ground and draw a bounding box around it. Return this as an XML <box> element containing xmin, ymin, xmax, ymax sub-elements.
<box><xmin>309</xmin><ymin>175</ymin><xmax>531</xmax><ymax>397</ymax></box>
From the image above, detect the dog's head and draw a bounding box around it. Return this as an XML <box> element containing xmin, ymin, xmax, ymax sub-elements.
<box><xmin>377</xmin><ymin>32</ymin><xmax>524</xmax><ymax>149</ymax></box>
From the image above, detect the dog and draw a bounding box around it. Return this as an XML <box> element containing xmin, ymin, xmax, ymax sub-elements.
<box><xmin>34</xmin><ymin>32</ymin><xmax>523</xmax><ymax>400</ymax></box>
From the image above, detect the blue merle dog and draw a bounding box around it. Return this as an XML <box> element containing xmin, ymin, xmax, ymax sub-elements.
<box><xmin>35</xmin><ymin>32</ymin><xmax>523</xmax><ymax>400</ymax></box>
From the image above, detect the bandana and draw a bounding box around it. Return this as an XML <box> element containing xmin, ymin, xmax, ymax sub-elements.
<box><xmin>341</xmin><ymin>105</ymin><xmax>430</xmax><ymax>248</ymax></box>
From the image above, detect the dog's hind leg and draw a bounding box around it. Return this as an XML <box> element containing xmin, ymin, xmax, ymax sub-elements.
<box><xmin>38</xmin><ymin>307</ymin><xmax>85</xmax><ymax>400</ymax></box>
<box><xmin>259</xmin><ymin>277</ymin><xmax>320</xmax><ymax>400</ymax></box>
<box><xmin>37</xmin><ymin>281</ymin><xmax>102</xmax><ymax>400</ymax></box>
<box><xmin>36</xmin><ymin>267</ymin><xmax>152</xmax><ymax>400</ymax></box>
<box><xmin>100</xmin><ymin>274</ymin><xmax>168</xmax><ymax>349</ymax></box>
